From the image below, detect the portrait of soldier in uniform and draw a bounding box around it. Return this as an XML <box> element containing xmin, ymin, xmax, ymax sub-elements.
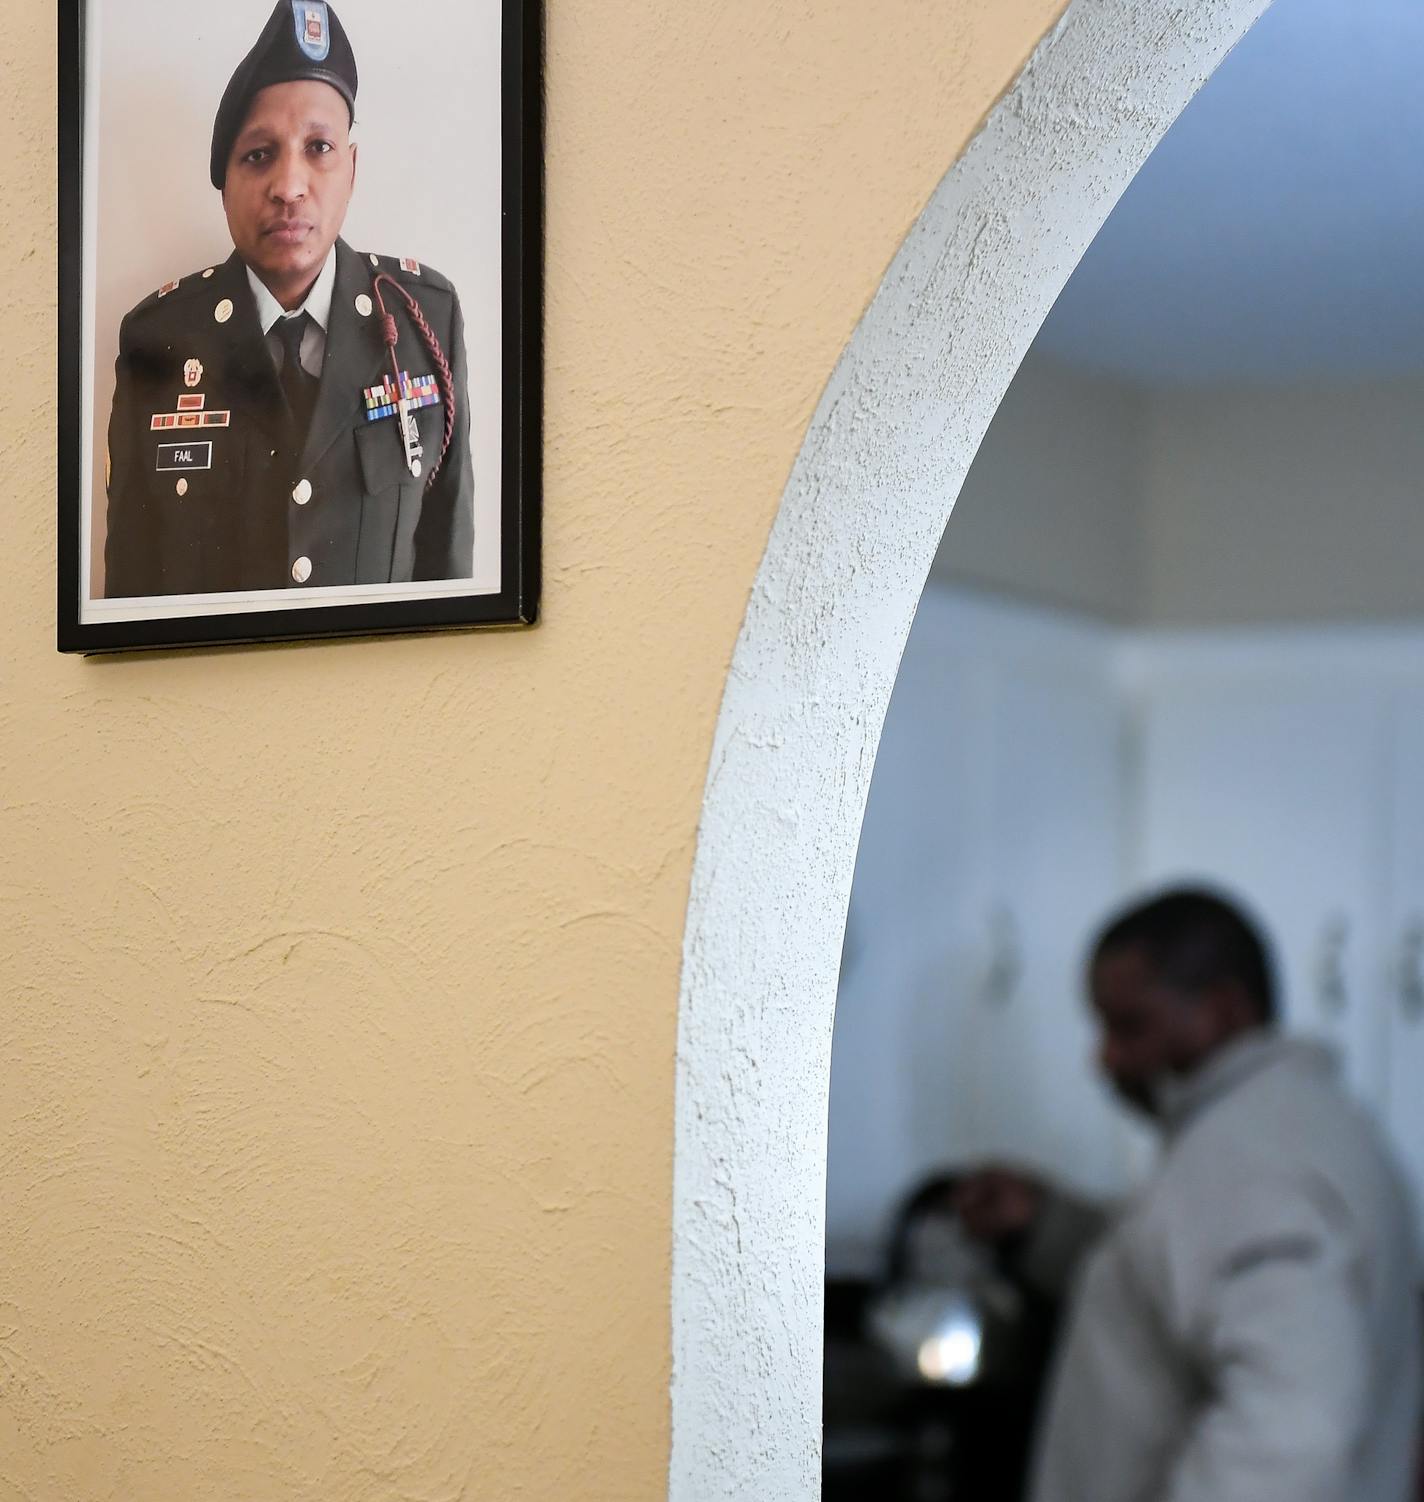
<box><xmin>102</xmin><ymin>1</ymin><xmax>475</xmax><ymax>599</ymax></box>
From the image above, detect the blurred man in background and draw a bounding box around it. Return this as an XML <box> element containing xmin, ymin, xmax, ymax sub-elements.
<box><xmin>958</xmin><ymin>888</ymin><xmax>1421</xmax><ymax>1502</ymax></box>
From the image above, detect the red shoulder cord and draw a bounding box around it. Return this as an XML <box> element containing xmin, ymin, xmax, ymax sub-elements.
<box><xmin>370</xmin><ymin>272</ymin><xmax>457</xmax><ymax>487</ymax></box>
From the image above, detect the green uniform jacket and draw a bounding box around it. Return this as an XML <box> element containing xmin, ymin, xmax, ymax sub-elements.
<box><xmin>104</xmin><ymin>238</ymin><xmax>473</xmax><ymax>598</ymax></box>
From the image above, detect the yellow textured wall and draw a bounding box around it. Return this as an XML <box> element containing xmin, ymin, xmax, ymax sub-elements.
<box><xmin>2</xmin><ymin>2</ymin><xmax>1066</xmax><ymax>1496</ymax></box>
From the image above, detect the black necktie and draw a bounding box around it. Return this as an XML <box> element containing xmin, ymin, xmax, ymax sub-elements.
<box><xmin>275</xmin><ymin>312</ymin><xmax>318</xmax><ymax>441</ymax></box>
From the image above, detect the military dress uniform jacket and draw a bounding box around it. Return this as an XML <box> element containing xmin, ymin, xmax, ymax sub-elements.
<box><xmin>104</xmin><ymin>239</ymin><xmax>472</xmax><ymax>598</ymax></box>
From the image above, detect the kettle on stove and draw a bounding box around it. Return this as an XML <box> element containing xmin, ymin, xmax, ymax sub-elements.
<box><xmin>866</xmin><ymin>1173</ymin><xmax>1043</xmax><ymax>1391</ymax></box>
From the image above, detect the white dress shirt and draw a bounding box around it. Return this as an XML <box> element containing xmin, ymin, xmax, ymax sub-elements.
<box><xmin>246</xmin><ymin>246</ymin><xmax>337</xmax><ymax>380</ymax></box>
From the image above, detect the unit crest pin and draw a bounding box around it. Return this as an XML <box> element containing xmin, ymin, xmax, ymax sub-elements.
<box><xmin>184</xmin><ymin>359</ymin><xmax>204</xmax><ymax>389</ymax></box>
<box><xmin>294</xmin><ymin>2</ymin><xmax>331</xmax><ymax>61</ymax></box>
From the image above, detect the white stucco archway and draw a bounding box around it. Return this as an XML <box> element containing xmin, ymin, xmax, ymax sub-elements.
<box><xmin>669</xmin><ymin>0</ymin><xmax>1273</xmax><ymax>1496</ymax></box>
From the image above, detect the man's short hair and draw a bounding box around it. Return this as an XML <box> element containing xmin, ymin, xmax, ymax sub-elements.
<box><xmin>1091</xmin><ymin>886</ymin><xmax>1278</xmax><ymax>1023</ymax></box>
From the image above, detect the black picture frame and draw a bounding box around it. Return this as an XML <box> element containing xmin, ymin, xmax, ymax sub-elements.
<box><xmin>57</xmin><ymin>0</ymin><xmax>542</xmax><ymax>654</ymax></box>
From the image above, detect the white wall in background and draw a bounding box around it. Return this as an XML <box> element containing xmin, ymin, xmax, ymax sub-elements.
<box><xmin>1384</xmin><ymin>690</ymin><xmax>1424</xmax><ymax>1217</ymax></box>
<box><xmin>827</xmin><ymin>586</ymin><xmax>1132</xmax><ymax>1269</ymax></box>
<box><xmin>930</xmin><ymin>354</ymin><xmax>1149</xmax><ymax>621</ymax></box>
<box><xmin>1125</xmin><ymin>626</ymin><xmax>1424</xmax><ymax>1242</ymax></box>
<box><xmin>1142</xmin><ymin>377</ymin><xmax>1424</xmax><ymax>625</ymax></box>
<box><xmin>1125</xmin><ymin>631</ymin><xmax>1397</xmax><ymax>1100</ymax></box>
<box><xmin>934</xmin><ymin>362</ymin><xmax>1424</xmax><ymax>627</ymax></box>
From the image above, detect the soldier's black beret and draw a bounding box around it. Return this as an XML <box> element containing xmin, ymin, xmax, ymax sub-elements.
<box><xmin>210</xmin><ymin>2</ymin><xmax>359</xmax><ymax>189</ymax></box>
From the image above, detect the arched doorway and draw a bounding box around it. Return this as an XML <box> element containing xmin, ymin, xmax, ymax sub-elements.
<box><xmin>668</xmin><ymin>0</ymin><xmax>1273</xmax><ymax>1496</ymax></box>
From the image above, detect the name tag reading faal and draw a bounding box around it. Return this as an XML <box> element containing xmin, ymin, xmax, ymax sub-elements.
<box><xmin>156</xmin><ymin>442</ymin><xmax>213</xmax><ymax>472</ymax></box>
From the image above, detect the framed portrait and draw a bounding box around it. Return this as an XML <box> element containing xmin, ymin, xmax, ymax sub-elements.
<box><xmin>58</xmin><ymin>0</ymin><xmax>541</xmax><ymax>653</ymax></box>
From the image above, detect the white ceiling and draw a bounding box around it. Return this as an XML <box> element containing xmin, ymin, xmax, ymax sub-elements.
<box><xmin>1033</xmin><ymin>0</ymin><xmax>1424</xmax><ymax>386</ymax></box>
